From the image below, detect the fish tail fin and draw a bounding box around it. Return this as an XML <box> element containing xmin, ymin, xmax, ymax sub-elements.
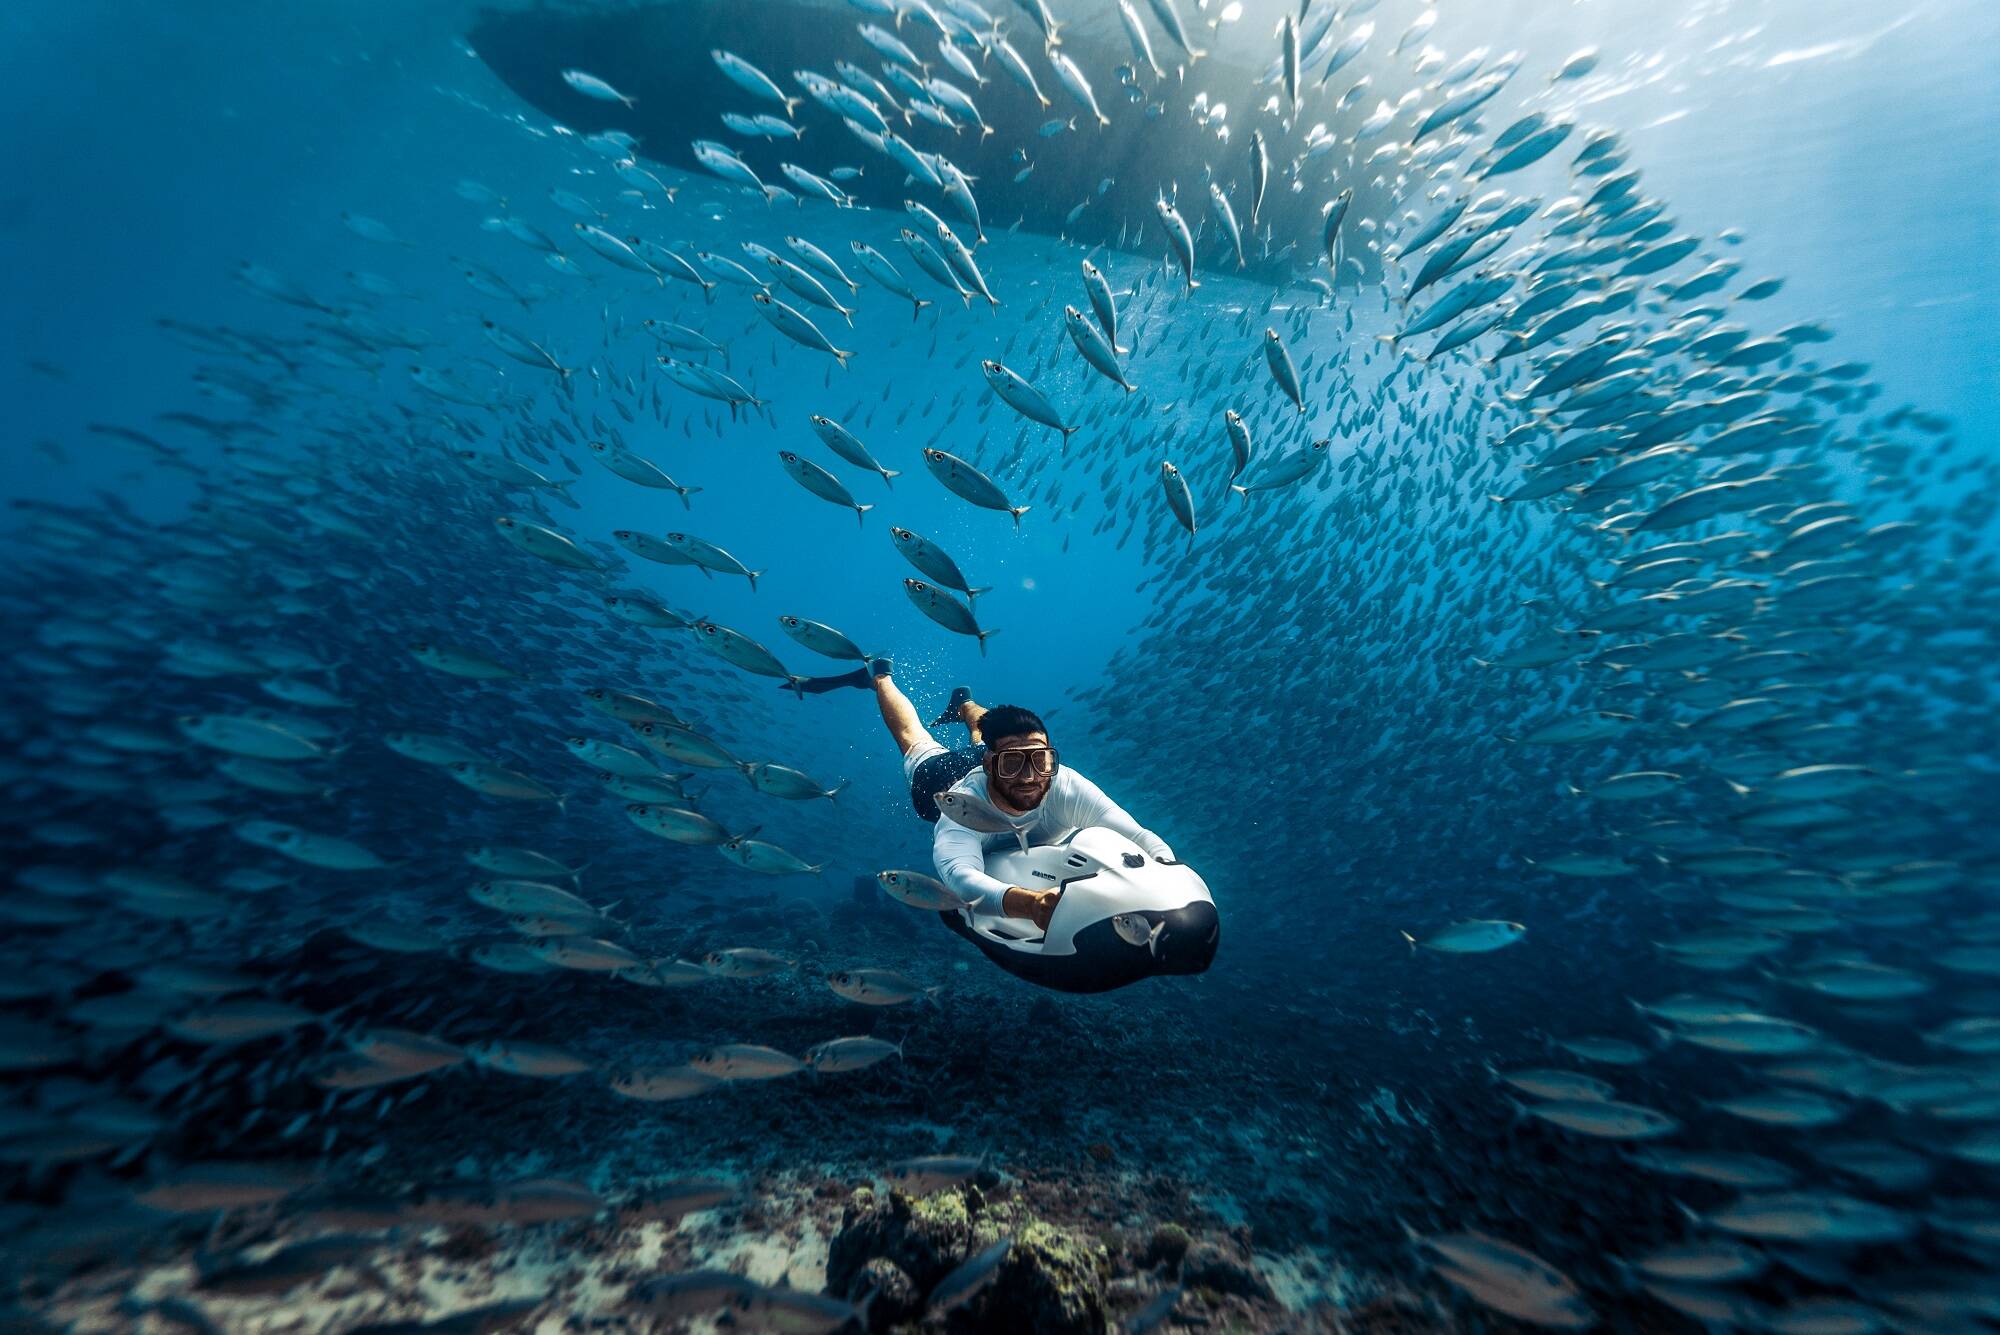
<box><xmin>965</xmin><ymin>585</ymin><xmax>992</xmax><ymax>605</ymax></box>
<box><xmin>1008</xmin><ymin>505</ymin><xmax>1030</xmax><ymax>531</ymax></box>
<box><xmin>1038</xmin><ymin>95</ymin><xmax>1051</xmax><ymax>110</ymax></box>
<box><xmin>976</xmin><ymin>627</ymin><xmax>998</xmax><ymax>657</ymax></box>
<box><xmin>784</xmin><ymin>96</ymin><xmax>801</xmax><ymax>116</ymax></box>
<box><xmin>825</xmin><ymin>780</ymin><xmax>849</xmax><ymax>805</ymax></box>
<box><xmin>1230</xmin><ymin>484</ymin><xmax>1249</xmax><ymax>502</ymax></box>
<box><xmin>1399</xmin><ymin>930</ymin><xmax>1418</xmax><ymax>953</ymax></box>
<box><xmin>856</xmin><ymin>503</ymin><xmax>873</xmax><ymax>527</ymax></box>
<box><xmin>911</xmin><ymin>298</ymin><xmax>931</xmax><ymax>320</ymax></box>
<box><xmin>880</xmin><ymin>468</ymin><xmax>900</xmax><ymax>487</ymax></box>
<box><xmin>787</xmin><ymin>677</ymin><xmax>808</xmax><ymax>699</ymax></box>
<box><xmin>677</xmin><ymin>485</ymin><xmax>702</xmax><ymax>510</ymax></box>
<box><xmin>835</xmin><ymin>349</ymin><xmax>853</xmax><ymax>370</ymax></box>
<box><xmin>748</xmin><ymin>569</ymin><xmax>765</xmax><ymax>593</ymax></box>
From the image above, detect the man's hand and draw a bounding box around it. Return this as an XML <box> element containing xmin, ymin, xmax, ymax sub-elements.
<box><xmin>1002</xmin><ymin>886</ymin><xmax>1061</xmax><ymax>931</ymax></box>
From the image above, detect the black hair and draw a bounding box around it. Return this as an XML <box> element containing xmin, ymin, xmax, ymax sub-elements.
<box><xmin>977</xmin><ymin>704</ymin><xmax>1047</xmax><ymax>746</ymax></box>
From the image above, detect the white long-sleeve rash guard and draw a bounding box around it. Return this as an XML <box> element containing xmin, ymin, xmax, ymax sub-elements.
<box><xmin>931</xmin><ymin>766</ymin><xmax>1174</xmax><ymax>915</ymax></box>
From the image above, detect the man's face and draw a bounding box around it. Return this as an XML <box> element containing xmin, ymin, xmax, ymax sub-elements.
<box><xmin>984</xmin><ymin>731</ymin><xmax>1056</xmax><ymax>811</ymax></box>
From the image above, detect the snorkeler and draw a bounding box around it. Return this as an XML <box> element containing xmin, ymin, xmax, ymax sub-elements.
<box><xmin>835</xmin><ymin>659</ymin><xmax>1175</xmax><ymax>931</ymax></box>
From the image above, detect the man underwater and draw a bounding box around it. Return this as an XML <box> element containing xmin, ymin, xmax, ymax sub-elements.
<box><xmin>799</xmin><ymin>659</ymin><xmax>1174</xmax><ymax>931</ymax></box>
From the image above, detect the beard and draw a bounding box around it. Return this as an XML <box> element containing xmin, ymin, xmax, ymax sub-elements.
<box><xmin>996</xmin><ymin>776</ymin><xmax>1049</xmax><ymax>809</ymax></box>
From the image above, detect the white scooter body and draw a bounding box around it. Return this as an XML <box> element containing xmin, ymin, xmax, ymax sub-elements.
<box><xmin>963</xmin><ymin>826</ymin><xmax>1214</xmax><ymax>957</ymax></box>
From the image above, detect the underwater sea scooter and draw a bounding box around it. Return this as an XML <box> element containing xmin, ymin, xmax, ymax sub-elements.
<box><xmin>937</xmin><ymin>822</ymin><xmax>1220</xmax><ymax>994</ymax></box>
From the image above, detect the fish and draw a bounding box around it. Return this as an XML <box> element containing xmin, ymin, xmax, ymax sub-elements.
<box><xmin>806</xmin><ymin>1035</ymin><xmax>904</xmax><ymax>1073</ymax></box>
<box><xmin>929</xmin><ymin>1237</ymin><xmax>1012</xmax><ymax>1312</ymax></box>
<box><xmin>712</xmin><ymin>49</ymin><xmax>800</xmax><ymax>114</ymax></box>
<box><xmin>1047</xmin><ymin>47</ymin><xmax>1109</xmax><ymax>127</ymax></box>
<box><xmin>560</xmin><ymin>69</ymin><xmax>636</xmax><ymax>106</ymax></box>
<box><xmin>1229</xmin><ymin>438</ymin><xmax>1330</xmax><ymax>500</ymax></box>
<box><xmin>1112</xmin><ymin>912</ymin><xmax>1164</xmax><ymax>951</ymax></box>
<box><xmin>1400</xmin><ymin>920</ymin><xmax>1526</xmax><ymax>954</ymax></box>
<box><xmin>1405</xmin><ymin>1226</ymin><xmax>1592</xmax><ymax>1330</ymax></box>
<box><xmin>980</xmin><ymin>359</ymin><xmax>1076</xmax><ymax>440</ymax></box>
<box><xmin>850</xmin><ymin>241</ymin><xmax>934</xmax><ymax>318</ymax></box>
<box><xmin>1153</xmin><ymin>196</ymin><xmax>1199</xmax><ymax>290</ymax></box>
<box><xmin>778</xmin><ymin>615</ymin><xmax>872</xmax><ymax>662</ymax></box>
<box><xmin>877</xmin><ymin>868</ymin><xmax>970</xmax><ymax>911</ymax></box>
<box><xmin>588</xmin><ymin>440</ymin><xmax>702</xmax><ymax>506</ymax></box>
<box><xmin>1247</xmin><ymin>131</ymin><xmax>1268</xmax><ymax>227</ymax></box>
<box><xmin>752</xmin><ymin>294</ymin><xmax>853</xmax><ymax>367</ymax></box>
<box><xmin>1142</xmin><ymin>0</ymin><xmax>1204</xmax><ymax>63</ymax></box>
<box><xmin>693</xmin><ymin>620</ymin><xmax>807</xmax><ymax>695</ymax></box>
<box><xmin>690</xmin><ymin>1044</ymin><xmax>807</xmax><ymax>1080</ymax></box>
<box><xmin>663</xmin><ymin>532</ymin><xmax>763</xmax><ymax>589</ymax></box>
<box><xmin>921</xmin><ymin>447</ymin><xmax>1031</xmax><ymax>529</ymax></box>
<box><xmin>933</xmin><ymin>787</ymin><xmax>1022</xmax><ymax>833</ymax></box>
<box><xmin>702</xmin><ymin>947</ymin><xmax>794</xmax><ymax>978</ymax></box>
<box><xmin>904</xmin><ymin>579</ymin><xmax>996</xmax><ymax>656</ymax></box>
<box><xmin>1079</xmin><ymin>259</ymin><xmax>1125</xmax><ymax>352</ymax></box>
<box><xmin>779</xmin><ymin>450</ymin><xmax>873</xmax><ymax>524</ymax></box>
<box><xmin>1262</xmin><ymin>328</ymin><xmax>1306</xmax><ymax>413</ymax></box>
<box><xmin>1158</xmin><ymin>462</ymin><xmax>1196</xmax><ymax>541</ymax></box>
<box><xmin>718</xmin><ymin>833</ymin><xmax>825</xmax><ymax>874</ymax></box>
<box><xmin>809</xmin><ymin>415</ymin><xmax>901</xmax><ymax>486</ymax></box>
<box><xmin>827</xmin><ymin>968</ymin><xmax>938</xmax><ymax>1006</ymax></box>
<box><xmin>742</xmin><ymin>761</ymin><xmax>847</xmax><ymax>803</ymax></box>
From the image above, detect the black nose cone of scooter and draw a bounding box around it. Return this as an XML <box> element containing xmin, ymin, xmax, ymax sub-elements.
<box><xmin>1154</xmin><ymin>900</ymin><xmax>1219</xmax><ymax>975</ymax></box>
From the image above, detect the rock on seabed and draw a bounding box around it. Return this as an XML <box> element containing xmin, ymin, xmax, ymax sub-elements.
<box><xmin>826</xmin><ymin>1185</ymin><xmax>1109</xmax><ymax>1334</ymax></box>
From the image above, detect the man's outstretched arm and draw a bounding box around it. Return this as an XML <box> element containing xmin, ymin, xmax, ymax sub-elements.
<box><xmin>1056</xmin><ymin>771</ymin><xmax>1175</xmax><ymax>861</ymax></box>
<box><xmin>932</xmin><ymin>817</ymin><xmax>1013</xmax><ymax>913</ymax></box>
<box><xmin>933</xmin><ymin>818</ymin><xmax>1061</xmax><ymax>928</ymax></box>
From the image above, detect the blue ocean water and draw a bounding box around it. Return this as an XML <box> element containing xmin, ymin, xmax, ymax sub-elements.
<box><xmin>1</xmin><ymin>0</ymin><xmax>1996</xmax><ymax>1329</ymax></box>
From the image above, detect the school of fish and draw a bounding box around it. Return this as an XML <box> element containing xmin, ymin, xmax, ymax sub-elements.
<box><xmin>2</xmin><ymin>0</ymin><xmax>1997</xmax><ymax>1330</ymax></box>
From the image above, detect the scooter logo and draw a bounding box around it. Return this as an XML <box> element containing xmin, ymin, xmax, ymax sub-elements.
<box><xmin>1030</xmin><ymin>869</ymin><xmax>1059</xmax><ymax>881</ymax></box>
